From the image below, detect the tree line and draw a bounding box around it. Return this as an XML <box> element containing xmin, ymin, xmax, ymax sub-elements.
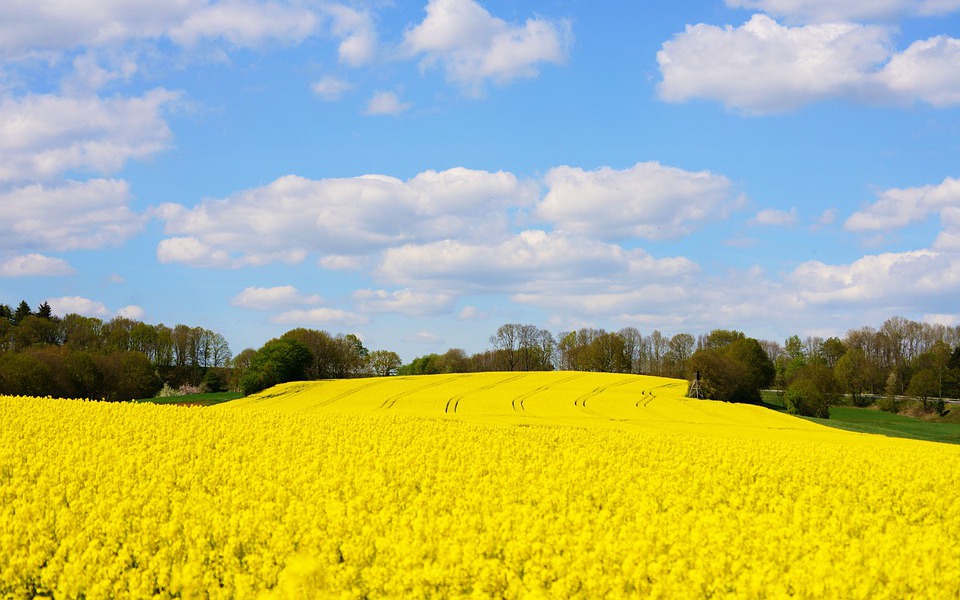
<box><xmin>6</xmin><ymin>295</ymin><xmax>960</xmax><ymax>420</ymax></box>
<box><xmin>0</xmin><ymin>300</ymin><xmax>232</xmax><ymax>401</ymax></box>
<box><xmin>400</xmin><ymin>318</ymin><xmax>960</xmax><ymax>419</ymax></box>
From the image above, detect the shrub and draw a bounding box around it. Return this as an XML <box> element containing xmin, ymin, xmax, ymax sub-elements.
<box><xmin>876</xmin><ymin>395</ymin><xmax>900</xmax><ymax>413</ymax></box>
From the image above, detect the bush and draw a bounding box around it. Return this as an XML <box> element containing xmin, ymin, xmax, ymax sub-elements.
<box><xmin>876</xmin><ymin>395</ymin><xmax>901</xmax><ymax>413</ymax></box>
<box><xmin>239</xmin><ymin>338</ymin><xmax>313</xmax><ymax>396</ymax></box>
<box><xmin>783</xmin><ymin>364</ymin><xmax>837</xmax><ymax>418</ymax></box>
<box><xmin>201</xmin><ymin>370</ymin><xmax>228</xmax><ymax>393</ymax></box>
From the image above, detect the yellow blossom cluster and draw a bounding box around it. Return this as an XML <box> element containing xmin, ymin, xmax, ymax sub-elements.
<box><xmin>2</xmin><ymin>372</ymin><xmax>960</xmax><ymax>598</ymax></box>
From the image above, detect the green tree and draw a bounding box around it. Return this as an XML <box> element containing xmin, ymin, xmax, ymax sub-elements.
<box><xmin>12</xmin><ymin>300</ymin><xmax>32</xmax><ymax>325</ymax></box>
<box><xmin>689</xmin><ymin>337</ymin><xmax>774</xmax><ymax>403</ymax></box>
<box><xmin>97</xmin><ymin>351</ymin><xmax>162</xmax><ymax>401</ymax></box>
<box><xmin>783</xmin><ymin>363</ymin><xmax>837</xmax><ymax>418</ymax></box>
<box><xmin>834</xmin><ymin>348</ymin><xmax>871</xmax><ymax>407</ymax></box>
<box><xmin>368</xmin><ymin>350</ymin><xmax>402</xmax><ymax>376</ymax></box>
<box><xmin>36</xmin><ymin>301</ymin><xmax>53</xmax><ymax>319</ymax></box>
<box><xmin>0</xmin><ymin>352</ymin><xmax>55</xmax><ymax>396</ymax></box>
<box><xmin>906</xmin><ymin>368</ymin><xmax>939</xmax><ymax>413</ymax></box>
<box><xmin>820</xmin><ymin>337</ymin><xmax>847</xmax><ymax>368</ymax></box>
<box><xmin>239</xmin><ymin>338</ymin><xmax>313</xmax><ymax>396</ymax></box>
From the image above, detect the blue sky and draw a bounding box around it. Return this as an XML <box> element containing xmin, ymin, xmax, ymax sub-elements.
<box><xmin>3</xmin><ymin>0</ymin><xmax>960</xmax><ymax>360</ymax></box>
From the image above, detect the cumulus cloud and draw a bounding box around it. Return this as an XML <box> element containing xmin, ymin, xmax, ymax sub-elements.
<box><xmin>658</xmin><ymin>14</ymin><xmax>960</xmax><ymax>113</ymax></box>
<box><xmin>0</xmin><ymin>90</ymin><xmax>179</xmax><ymax>183</ymax></box>
<box><xmin>168</xmin><ymin>0</ymin><xmax>319</xmax><ymax>48</ymax></box>
<box><xmin>319</xmin><ymin>255</ymin><xmax>365</xmax><ymax>270</ymax></box>
<box><xmin>0</xmin><ymin>179</ymin><xmax>143</xmax><ymax>252</ymax></box>
<box><xmin>378</xmin><ymin>230</ymin><xmax>699</xmax><ymax>292</ymax></box>
<box><xmin>458</xmin><ymin>305</ymin><xmax>488</xmax><ymax>320</ymax></box>
<box><xmin>878</xmin><ymin>36</ymin><xmax>960</xmax><ymax>107</ymax></box>
<box><xmin>352</xmin><ymin>288</ymin><xmax>454</xmax><ymax>317</ymax></box>
<box><xmin>117</xmin><ymin>305</ymin><xmax>146</xmax><ymax>320</ymax></box>
<box><xmin>537</xmin><ymin>162</ymin><xmax>740</xmax><ymax>240</ymax></box>
<box><xmin>0</xmin><ymin>253</ymin><xmax>75</xmax><ymax>276</ymax></box>
<box><xmin>750</xmin><ymin>207</ymin><xmax>798</xmax><ymax>226</ymax></box>
<box><xmin>845</xmin><ymin>176</ymin><xmax>960</xmax><ymax>231</ymax></box>
<box><xmin>724</xmin><ymin>0</ymin><xmax>960</xmax><ymax>23</ymax></box>
<box><xmin>815</xmin><ymin>208</ymin><xmax>839</xmax><ymax>227</ymax></box>
<box><xmin>46</xmin><ymin>296</ymin><xmax>110</xmax><ymax>318</ymax></box>
<box><xmin>271</xmin><ymin>307</ymin><xmax>369</xmax><ymax>326</ymax></box>
<box><xmin>402</xmin><ymin>0</ymin><xmax>571</xmax><ymax>95</ymax></box>
<box><xmin>0</xmin><ymin>0</ymin><xmax>323</xmax><ymax>58</ymax></box>
<box><xmin>156</xmin><ymin>236</ymin><xmax>240</xmax><ymax>268</ymax></box>
<box><xmin>789</xmin><ymin>249</ymin><xmax>960</xmax><ymax>307</ymax></box>
<box><xmin>364</xmin><ymin>90</ymin><xmax>410</xmax><ymax>115</ymax></box>
<box><xmin>403</xmin><ymin>331</ymin><xmax>444</xmax><ymax>344</ymax></box>
<box><xmin>156</xmin><ymin>167</ymin><xmax>532</xmax><ymax>267</ymax></box>
<box><xmin>325</xmin><ymin>4</ymin><xmax>377</xmax><ymax>66</ymax></box>
<box><xmin>311</xmin><ymin>76</ymin><xmax>353</xmax><ymax>101</ymax></box>
<box><xmin>657</xmin><ymin>15</ymin><xmax>890</xmax><ymax>114</ymax></box>
<box><xmin>231</xmin><ymin>285</ymin><xmax>323</xmax><ymax>310</ymax></box>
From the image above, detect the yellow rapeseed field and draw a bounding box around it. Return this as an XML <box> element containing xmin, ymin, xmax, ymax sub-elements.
<box><xmin>3</xmin><ymin>372</ymin><xmax>960</xmax><ymax>599</ymax></box>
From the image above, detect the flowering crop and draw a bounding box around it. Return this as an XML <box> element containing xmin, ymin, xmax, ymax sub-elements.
<box><xmin>3</xmin><ymin>372</ymin><xmax>960</xmax><ymax>598</ymax></box>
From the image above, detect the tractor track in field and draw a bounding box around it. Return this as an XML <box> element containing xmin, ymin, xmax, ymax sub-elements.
<box><xmin>573</xmin><ymin>377</ymin><xmax>639</xmax><ymax>408</ymax></box>
<box><xmin>316</xmin><ymin>378</ymin><xmax>391</xmax><ymax>408</ymax></box>
<box><xmin>511</xmin><ymin>373</ymin><xmax>585</xmax><ymax>412</ymax></box>
<box><xmin>445</xmin><ymin>373</ymin><xmax>528</xmax><ymax>414</ymax></box>
<box><xmin>380</xmin><ymin>375</ymin><xmax>470</xmax><ymax>410</ymax></box>
<box><xmin>635</xmin><ymin>382</ymin><xmax>682</xmax><ymax>408</ymax></box>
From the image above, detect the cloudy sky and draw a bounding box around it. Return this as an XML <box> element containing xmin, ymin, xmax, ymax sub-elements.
<box><xmin>4</xmin><ymin>0</ymin><xmax>960</xmax><ymax>359</ymax></box>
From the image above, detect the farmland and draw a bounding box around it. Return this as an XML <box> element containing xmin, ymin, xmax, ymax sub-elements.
<box><xmin>3</xmin><ymin>372</ymin><xmax>960</xmax><ymax>598</ymax></box>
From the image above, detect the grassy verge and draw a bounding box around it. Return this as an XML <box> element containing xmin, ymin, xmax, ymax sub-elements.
<box><xmin>761</xmin><ymin>390</ymin><xmax>960</xmax><ymax>445</ymax></box>
<box><xmin>137</xmin><ymin>391</ymin><xmax>242</xmax><ymax>406</ymax></box>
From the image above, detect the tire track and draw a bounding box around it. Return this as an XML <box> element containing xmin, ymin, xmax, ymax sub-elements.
<box><xmin>381</xmin><ymin>375</ymin><xmax>468</xmax><ymax>410</ymax></box>
<box><xmin>573</xmin><ymin>376</ymin><xmax>639</xmax><ymax>408</ymax></box>
<box><xmin>446</xmin><ymin>373</ymin><xmax>528</xmax><ymax>414</ymax></box>
<box><xmin>511</xmin><ymin>373</ymin><xmax>585</xmax><ymax>412</ymax></box>
<box><xmin>317</xmin><ymin>378</ymin><xmax>391</xmax><ymax>408</ymax></box>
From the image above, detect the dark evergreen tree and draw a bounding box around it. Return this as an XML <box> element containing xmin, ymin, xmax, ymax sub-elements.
<box><xmin>36</xmin><ymin>301</ymin><xmax>53</xmax><ymax>319</ymax></box>
<box><xmin>13</xmin><ymin>300</ymin><xmax>32</xmax><ymax>325</ymax></box>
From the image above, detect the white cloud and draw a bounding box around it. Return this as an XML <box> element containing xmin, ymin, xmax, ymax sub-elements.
<box><xmin>0</xmin><ymin>0</ymin><xmax>323</xmax><ymax>58</ymax></box>
<box><xmin>403</xmin><ymin>331</ymin><xmax>444</xmax><ymax>344</ymax></box>
<box><xmin>271</xmin><ymin>307</ymin><xmax>369</xmax><ymax>326</ymax></box>
<box><xmin>458</xmin><ymin>305</ymin><xmax>488</xmax><ymax>320</ymax></box>
<box><xmin>657</xmin><ymin>15</ymin><xmax>890</xmax><ymax>114</ymax></box>
<box><xmin>156</xmin><ymin>236</ymin><xmax>238</xmax><ymax>268</ymax></box>
<box><xmin>157</xmin><ymin>167</ymin><xmax>530</xmax><ymax>266</ymax></box>
<box><xmin>325</xmin><ymin>4</ymin><xmax>377</xmax><ymax>67</ymax></box>
<box><xmin>364</xmin><ymin>90</ymin><xmax>410</xmax><ymax>115</ymax></box>
<box><xmin>46</xmin><ymin>295</ymin><xmax>110</xmax><ymax>318</ymax></box>
<box><xmin>815</xmin><ymin>208</ymin><xmax>839</xmax><ymax>227</ymax></box>
<box><xmin>168</xmin><ymin>0</ymin><xmax>319</xmax><ymax>48</ymax></box>
<box><xmin>0</xmin><ymin>179</ymin><xmax>143</xmax><ymax>252</ymax></box>
<box><xmin>658</xmin><ymin>14</ymin><xmax>960</xmax><ymax>113</ymax></box>
<box><xmin>724</xmin><ymin>0</ymin><xmax>960</xmax><ymax>23</ymax></box>
<box><xmin>789</xmin><ymin>249</ymin><xmax>960</xmax><ymax>306</ymax></box>
<box><xmin>750</xmin><ymin>207</ymin><xmax>797</xmax><ymax>226</ymax></box>
<box><xmin>402</xmin><ymin>0</ymin><xmax>571</xmax><ymax>95</ymax></box>
<box><xmin>537</xmin><ymin>162</ymin><xmax>739</xmax><ymax>240</ymax></box>
<box><xmin>378</xmin><ymin>230</ymin><xmax>699</xmax><ymax>292</ymax></box>
<box><xmin>319</xmin><ymin>255</ymin><xmax>365</xmax><ymax>270</ymax></box>
<box><xmin>62</xmin><ymin>52</ymin><xmax>139</xmax><ymax>95</ymax></box>
<box><xmin>311</xmin><ymin>76</ymin><xmax>353</xmax><ymax>101</ymax></box>
<box><xmin>878</xmin><ymin>36</ymin><xmax>960</xmax><ymax>107</ymax></box>
<box><xmin>0</xmin><ymin>90</ymin><xmax>179</xmax><ymax>183</ymax></box>
<box><xmin>0</xmin><ymin>253</ymin><xmax>75</xmax><ymax>276</ymax></box>
<box><xmin>352</xmin><ymin>288</ymin><xmax>454</xmax><ymax>317</ymax></box>
<box><xmin>845</xmin><ymin>176</ymin><xmax>960</xmax><ymax>231</ymax></box>
<box><xmin>117</xmin><ymin>305</ymin><xmax>146</xmax><ymax>320</ymax></box>
<box><xmin>231</xmin><ymin>285</ymin><xmax>323</xmax><ymax>310</ymax></box>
